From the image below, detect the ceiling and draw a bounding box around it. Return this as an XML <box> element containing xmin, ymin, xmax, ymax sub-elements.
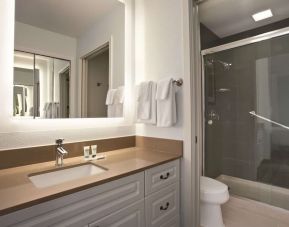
<box><xmin>199</xmin><ymin>0</ymin><xmax>289</xmax><ymax>38</ymax></box>
<box><xmin>15</xmin><ymin>0</ymin><xmax>124</xmax><ymax>38</ymax></box>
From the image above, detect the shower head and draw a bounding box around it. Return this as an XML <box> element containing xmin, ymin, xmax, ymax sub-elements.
<box><xmin>206</xmin><ymin>59</ymin><xmax>232</xmax><ymax>71</ymax></box>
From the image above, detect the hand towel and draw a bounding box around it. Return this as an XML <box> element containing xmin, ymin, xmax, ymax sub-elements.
<box><xmin>137</xmin><ymin>82</ymin><xmax>157</xmax><ymax>124</ymax></box>
<box><xmin>137</xmin><ymin>81</ymin><xmax>153</xmax><ymax>120</ymax></box>
<box><xmin>156</xmin><ymin>78</ymin><xmax>177</xmax><ymax>127</ymax></box>
<box><xmin>155</xmin><ymin>78</ymin><xmax>171</xmax><ymax>100</ymax></box>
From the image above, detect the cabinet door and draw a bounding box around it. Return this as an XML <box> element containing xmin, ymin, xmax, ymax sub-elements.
<box><xmin>89</xmin><ymin>200</ymin><xmax>145</xmax><ymax>227</ymax></box>
<box><xmin>145</xmin><ymin>160</ymin><xmax>179</xmax><ymax>195</ymax></box>
<box><xmin>160</xmin><ymin>215</ymin><xmax>180</xmax><ymax>227</ymax></box>
<box><xmin>145</xmin><ymin>183</ymin><xmax>180</xmax><ymax>227</ymax></box>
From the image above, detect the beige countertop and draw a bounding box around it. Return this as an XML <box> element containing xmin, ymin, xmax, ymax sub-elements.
<box><xmin>0</xmin><ymin>147</ymin><xmax>181</xmax><ymax>216</ymax></box>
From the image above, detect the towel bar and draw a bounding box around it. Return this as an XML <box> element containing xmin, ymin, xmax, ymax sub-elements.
<box><xmin>172</xmin><ymin>79</ymin><xmax>183</xmax><ymax>87</ymax></box>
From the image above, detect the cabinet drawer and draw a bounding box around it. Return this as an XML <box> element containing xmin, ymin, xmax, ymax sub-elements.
<box><xmin>160</xmin><ymin>215</ymin><xmax>180</xmax><ymax>227</ymax></box>
<box><xmin>0</xmin><ymin>173</ymin><xmax>144</xmax><ymax>227</ymax></box>
<box><xmin>145</xmin><ymin>183</ymin><xmax>179</xmax><ymax>227</ymax></box>
<box><xmin>145</xmin><ymin>160</ymin><xmax>179</xmax><ymax>195</ymax></box>
<box><xmin>88</xmin><ymin>200</ymin><xmax>145</xmax><ymax>227</ymax></box>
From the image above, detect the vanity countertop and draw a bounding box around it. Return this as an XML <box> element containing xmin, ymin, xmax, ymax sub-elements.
<box><xmin>0</xmin><ymin>147</ymin><xmax>182</xmax><ymax>216</ymax></box>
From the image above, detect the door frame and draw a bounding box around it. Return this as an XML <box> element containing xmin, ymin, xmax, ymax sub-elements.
<box><xmin>80</xmin><ymin>38</ymin><xmax>113</xmax><ymax>117</ymax></box>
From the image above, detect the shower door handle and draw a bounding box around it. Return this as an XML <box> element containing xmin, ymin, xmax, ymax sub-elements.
<box><xmin>207</xmin><ymin>110</ymin><xmax>219</xmax><ymax>125</ymax></box>
<box><xmin>208</xmin><ymin>110</ymin><xmax>219</xmax><ymax>120</ymax></box>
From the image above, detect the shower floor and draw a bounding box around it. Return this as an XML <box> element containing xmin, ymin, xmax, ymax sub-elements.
<box><xmin>222</xmin><ymin>195</ymin><xmax>289</xmax><ymax>227</ymax></box>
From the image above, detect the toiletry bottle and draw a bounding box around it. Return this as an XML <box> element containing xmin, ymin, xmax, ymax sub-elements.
<box><xmin>83</xmin><ymin>146</ymin><xmax>90</xmax><ymax>160</ymax></box>
<box><xmin>91</xmin><ymin>145</ymin><xmax>97</xmax><ymax>159</ymax></box>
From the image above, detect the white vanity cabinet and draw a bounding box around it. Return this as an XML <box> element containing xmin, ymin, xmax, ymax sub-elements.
<box><xmin>144</xmin><ymin>160</ymin><xmax>180</xmax><ymax>227</ymax></box>
<box><xmin>0</xmin><ymin>159</ymin><xmax>180</xmax><ymax>227</ymax></box>
<box><xmin>88</xmin><ymin>200</ymin><xmax>145</xmax><ymax>227</ymax></box>
<box><xmin>0</xmin><ymin>173</ymin><xmax>144</xmax><ymax>227</ymax></box>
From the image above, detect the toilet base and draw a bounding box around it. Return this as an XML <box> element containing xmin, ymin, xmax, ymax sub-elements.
<box><xmin>200</xmin><ymin>202</ymin><xmax>225</xmax><ymax>227</ymax></box>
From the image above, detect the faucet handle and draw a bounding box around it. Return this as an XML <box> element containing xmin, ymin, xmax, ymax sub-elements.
<box><xmin>55</xmin><ymin>138</ymin><xmax>64</xmax><ymax>146</ymax></box>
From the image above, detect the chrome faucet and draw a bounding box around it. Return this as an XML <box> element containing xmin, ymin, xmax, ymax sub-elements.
<box><xmin>55</xmin><ymin>139</ymin><xmax>68</xmax><ymax>167</ymax></box>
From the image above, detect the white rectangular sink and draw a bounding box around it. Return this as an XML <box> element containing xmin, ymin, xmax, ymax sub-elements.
<box><xmin>29</xmin><ymin>163</ymin><xmax>107</xmax><ymax>188</ymax></box>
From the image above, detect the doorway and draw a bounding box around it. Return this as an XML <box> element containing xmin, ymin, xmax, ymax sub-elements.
<box><xmin>59</xmin><ymin>67</ymin><xmax>70</xmax><ymax>118</ymax></box>
<box><xmin>81</xmin><ymin>43</ymin><xmax>110</xmax><ymax>118</ymax></box>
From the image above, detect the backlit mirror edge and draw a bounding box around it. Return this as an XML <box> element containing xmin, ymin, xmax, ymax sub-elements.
<box><xmin>0</xmin><ymin>0</ymin><xmax>135</xmax><ymax>133</ymax></box>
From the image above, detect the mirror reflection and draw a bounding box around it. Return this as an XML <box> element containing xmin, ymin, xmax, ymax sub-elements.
<box><xmin>14</xmin><ymin>0</ymin><xmax>125</xmax><ymax>118</ymax></box>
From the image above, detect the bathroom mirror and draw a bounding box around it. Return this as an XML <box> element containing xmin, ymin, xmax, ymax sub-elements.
<box><xmin>14</xmin><ymin>0</ymin><xmax>125</xmax><ymax>118</ymax></box>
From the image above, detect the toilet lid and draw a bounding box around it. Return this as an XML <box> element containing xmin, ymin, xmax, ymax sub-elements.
<box><xmin>200</xmin><ymin>176</ymin><xmax>228</xmax><ymax>194</ymax></box>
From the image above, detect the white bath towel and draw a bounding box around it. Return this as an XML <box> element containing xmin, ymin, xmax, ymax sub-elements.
<box><xmin>52</xmin><ymin>102</ymin><xmax>60</xmax><ymax>118</ymax></box>
<box><xmin>107</xmin><ymin>105</ymin><xmax>115</xmax><ymax>118</ymax></box>
<box><xmin>17</xmin><ymin>94</ymin><xmax>23</xmax><ymax>115</ymax></box>
<box><xmin>106</xmin><ymin>89</ymin><xmax>117</xmax><ymax>105</ymax></box>
<box><xmin>114</xmin><ymin>86</ymin><xmax>125</xmax><ymax>104</ymax></box>
<box><xmin>106</xmin><ymin>87</ymin><xmax>124</xmax><ymax>117</ymax></box>
<box><xmin>114</xmin><ymin>86</ymin><xmax>124</xmax><ymax>117</ymax></box>
<box><xmin>137</xmin><ymin>81</ymin><xmax>154</xmax><ymax>121</ymax></box>
<box><xmin>156</xmin><ymin>78</ymin><xmax>177</xmax><ymax>127</ymax></box>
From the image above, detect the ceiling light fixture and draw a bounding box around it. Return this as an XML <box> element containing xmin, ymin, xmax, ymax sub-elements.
<box><xmin>252</xmin><ymin>9</ymin><xmax>273</xmax><ymax>22</ymax></box>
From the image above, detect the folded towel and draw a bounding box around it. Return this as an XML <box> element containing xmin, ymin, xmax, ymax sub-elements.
<box><xmin>106</xmin><ymin>89</ymin><xmax>117</xmax><ymax>105</ymax></box>
<box><xmin>115</xmin><ymin>104</ymin><xmax>123</xmax><ymax>117</ymax></box>
<box><xmin>107</xmin><ymin>87</ymin><xmax>124</xmax><ymax>117</ymax></box>
<box><xmin>52</xmin><ymin>102</ymin><xmax>60</xmax><ymax>118</ymax></box>
<box><xmin>45</xmin><ymin>103</ymin><xmax>52</xmax><ymax>118</ymax></box>
<box><xmin>156</xmin><ymin>78</ymin><xmax>177</xmax><ymax>127</ymax></box>
<box><xmin>107</xmin><ymin>105</ymin><xmax>115</xmax><ymax>118</ymax></box>
<box><xmin>156</xmin><ymin>78</ymin><xmax>172</xmax><ymax>100</ymax></box>
<box><xmin>137</xmin><ymin>82</ymin><xmax>157</xmax><ymax>124</ymax></box>
<box><xmin>17</xmin><ymin>94</ymin><xmax>23</xmax><ymax>115</ymax></box>
<box><xmin>114</xmin><ymin>86</ymin><xmax>125</xmax><ymax>104</ymax></box>
<box><xmin>137</xmin><ymin>81</ymin><xmax>151</xmax><ymax>102</ymax></box>
<box><xmin>137</xmin><ymin>81</ymin><xmax>153</xmax><ymax>120</ymax></box>
<box><xmin>107</xmin><ymin>103</ymin><xmax>123</xmax><ymax>118</ymax></box>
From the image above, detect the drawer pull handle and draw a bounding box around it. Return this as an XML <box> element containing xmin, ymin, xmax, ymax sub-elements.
<box><xmin>160</xmin><ymin>202</ymin><xmax>170</xmax><ymax>211</ymax></box>
<box><xmin>160</xmin><ymin>172</ymin><xmax>170</xmax><ymax>180</ymax></box>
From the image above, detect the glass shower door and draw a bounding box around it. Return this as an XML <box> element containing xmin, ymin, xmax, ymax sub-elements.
<box><xmin>203</xmin><ymin>32</ymin><xmax>289</xmax><ymax>210</ymax></box>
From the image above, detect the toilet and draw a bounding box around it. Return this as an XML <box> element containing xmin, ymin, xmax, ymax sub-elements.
<box><xmin>200</xmin><ymin>176</ymin><xmax>229</xmax><ymax>227</ymax></box>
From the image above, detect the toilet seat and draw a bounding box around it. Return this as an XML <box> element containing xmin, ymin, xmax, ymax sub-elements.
<box><xmin>200</xmin><ymin>176</ymin><xmax>229</xmax><ymax>204</ymax></box>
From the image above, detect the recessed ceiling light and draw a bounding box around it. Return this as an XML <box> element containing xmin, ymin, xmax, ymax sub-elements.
<box><xmin>252</xmin><ymin>9</ymin><xmax>273</xmax><ymax>22</ymax></box>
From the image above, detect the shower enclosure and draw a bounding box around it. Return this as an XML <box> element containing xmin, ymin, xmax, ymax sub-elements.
<box><xmin>202</xmin><ymin>28</ymin><xmax>289</xmax><ymax>210</ymax></box>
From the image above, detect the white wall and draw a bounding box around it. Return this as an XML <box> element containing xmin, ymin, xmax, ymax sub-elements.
<box><xmin>135</xmin><ymin>0</ymin><xmax>184</xmax><ymax>140</ymax></box>
<box><xmin>15</xmin><ymin>22</ymin><xmax>77</xmax><ymax>61</ymax></box>
<box><xmin>0</xmin><ymin>0</ymin><xmax>135</xmax><ymax>150</ymax></box>
<box><xmin>77</xmin><ymin>5</ymin><xmax>125</xmax><ymax>90</ymax></box>
<box><xmin>135</xmin><ymin>1</ymin><xmax>194</xmax><ymax>226</ymax></box>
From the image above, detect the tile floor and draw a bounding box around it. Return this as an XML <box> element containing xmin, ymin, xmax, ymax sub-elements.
<box><xmin>222</xmin><ymin>195</ymin><xmax>289</xmax><ymax>227</ymax></box>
